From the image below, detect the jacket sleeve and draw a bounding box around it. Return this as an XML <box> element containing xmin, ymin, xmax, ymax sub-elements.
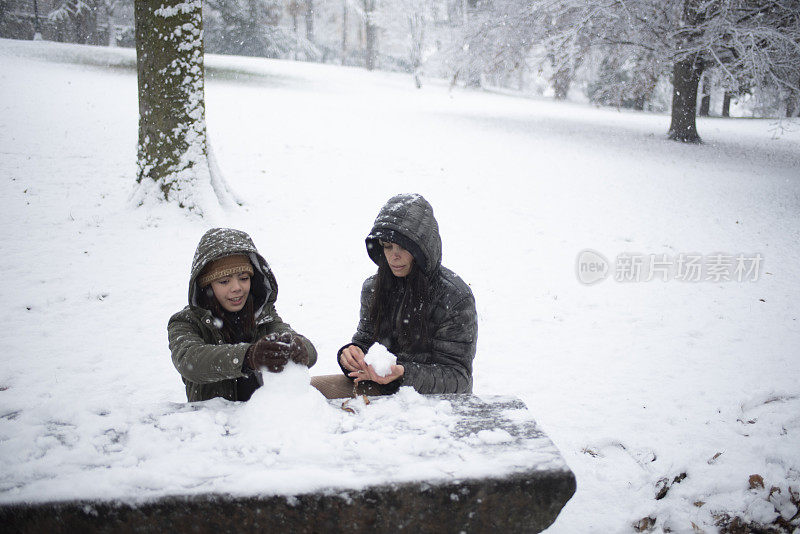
<box><xmin>352</xmin><ymin>277</ymin><xmax>378</xmax><ymax>351</ymax></box>
<box><xmin>168</xmin><ymin>310</ymin><xmax>249</xmax><ymax>384</ymax></box>
<box><xmin>398</xmin><ymin>293</ymin><xmax>477</xmax><ymax>394</ymax></box>
<box><xmin>336</xmin><ymin>278</ymin><xmax>377</xmax><ymax>376</ymax></box>
<box><xmin>256</xmin><ymin>304</ymin><xmax>318</xmax><ymax>368</ymax></box>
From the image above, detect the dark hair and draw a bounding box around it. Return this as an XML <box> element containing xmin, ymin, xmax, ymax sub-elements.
<box><xmin>369</xmin><ymin>252</ymin><xmax>431</xmax><ymax>351</ymax></box>
<box><xmin>198</xmin><ymin>285</ymin><xmax>256</xmax><ymax>344</ymax></box>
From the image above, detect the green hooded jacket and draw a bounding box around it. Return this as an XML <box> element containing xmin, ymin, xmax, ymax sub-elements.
<box><xmin>168</xmin><ymin>228</ymin><xmax>317</xmax><ymax>402</ymax></box>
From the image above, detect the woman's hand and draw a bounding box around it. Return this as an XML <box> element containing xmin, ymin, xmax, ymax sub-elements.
<box><xmin>247</xmin><ymin>333</ymin><xmax>292</xmax><ymax>373</ymax></box>
<box><xmin>339</xmin><ymin>344</ymin><xmax>367</xmax><ymax>373</ymax></box>
<box><xmin>350</xmin><ymin>363</ymin><xmax>405</xmax><ymax>385</ymax></box>
<box><xmin>340</xmin><ymin>344</ymin><xmax>404</xmax><ymax>384</ymax></box>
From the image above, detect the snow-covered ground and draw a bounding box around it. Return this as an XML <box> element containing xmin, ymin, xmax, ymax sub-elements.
<box><xmin>1</xmin><ymin>39</ymin><xmax>799</xmax><ymax>532</ymax></box>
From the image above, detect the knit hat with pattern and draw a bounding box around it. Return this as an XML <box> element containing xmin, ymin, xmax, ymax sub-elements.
<box><xmin>198</xmin><ymin>254</ymin><xmax>254</xmax><ymax>287</ymax></box>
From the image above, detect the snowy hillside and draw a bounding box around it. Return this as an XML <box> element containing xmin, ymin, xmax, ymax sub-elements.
<box><xmin>1</xmin><ymin>38</ymin><xmax>799</xmax><ymax>533</ymax></box>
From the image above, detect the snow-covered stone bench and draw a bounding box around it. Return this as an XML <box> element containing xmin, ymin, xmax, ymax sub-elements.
<box><xmin>0</xmin><ymin>367</ymin><xmax>575</xmax><ymax>532</ymax></box>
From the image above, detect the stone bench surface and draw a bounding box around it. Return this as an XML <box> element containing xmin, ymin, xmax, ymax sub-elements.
<box><xmin>1</xmin><ymin>394</ymin><xmax>575</xmax><ymax>533</ymax></box>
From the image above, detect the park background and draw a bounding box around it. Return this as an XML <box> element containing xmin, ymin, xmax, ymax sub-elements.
<box><xmin>1</xmin><ymin>1</ymin><xmax>800</xmax><ymax>532</ymax></box>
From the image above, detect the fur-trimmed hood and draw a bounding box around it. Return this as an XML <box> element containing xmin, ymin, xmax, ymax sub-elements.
<box><xmin>188</xmin><ymin>228</ymin><xmax>277</xmax><ymax>322</ymax></box>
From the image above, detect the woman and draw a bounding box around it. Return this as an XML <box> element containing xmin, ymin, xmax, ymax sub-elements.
<box><xmin>312</xmin><ymin>194</ymin><xmax>477</xmax><ymax>398</ymax></box>
<box><xmin>169</xmin><ymin>228</ymin><xmax>317</xmax><ymax>402</ymax></box>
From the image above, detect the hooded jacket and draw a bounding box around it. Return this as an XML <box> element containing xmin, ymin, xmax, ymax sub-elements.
<box><xmin>168</xmin><ymin>228</ymin><xmax>317</xmax><ymax>402</ymax></box>
<box><xmin>345</xmin><ymin>194</ymin><xmax>477</xmax><ymax>394</ymax></box>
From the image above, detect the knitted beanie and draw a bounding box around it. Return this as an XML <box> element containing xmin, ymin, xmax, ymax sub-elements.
<box><xmin>198</xmin><ymin>255</ymin><xmax>254</xmax><ymax>287</ymax></box>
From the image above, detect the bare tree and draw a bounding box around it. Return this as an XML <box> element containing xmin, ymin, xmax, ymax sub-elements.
<box><xmin>640</xmin><ymin>0</ymin><xmax>798</xmax><ymax>141</ymax></box>
<box><xmin>49</xmin><ymin>0</ymin><xmax>100</xmax><ymax>44</ymax></box>
<box><xmin>479</xmin><ymin>0</ymin><xmax>800</xmax><ymax>142</ymax></box>
<box><xmin>204</xmin><ymin>0</ymin><xmax>306</xmax><ymax>59</ymax></box>
<box><xmin>457</xmin><ymin>0</ymin><xmax>593</xmax><ymax>95</ymax></box>
<box><xmin>586</xmin><ymin>49</ymin><xmax>660</xmax><ymax>109</ymax></box>
<box><xmin>372</xmin><ymin>0</ymin><xmax>433</xmax><ymax>85</ymax></box>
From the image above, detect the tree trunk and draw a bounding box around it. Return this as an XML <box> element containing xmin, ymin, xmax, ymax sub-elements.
<box><xmin>722</xmin><ymin>91</ymin><xmax>731</xmax><ymax>117</ymax></box>
<box><xmin>291</xmin><ymin>8</ymin><xmax>299</xmax><ymax>61</ymax></box>
<box><xmin>341</xmin><ymin>0</ymin><xmax>347</xmax><ymax>65</ymax></box>
<box><xmin>410</xmin><ymin>13</ymin><xmax>424</xmax><ymax>88</ymax></box>
<box><xmin>104</xmin><ymin>4</ymin><xmax>117</xmax><ymax>47</ymax></box>
<box><xmin>463</xmin><ymin>0</ymin><xmax>481</xmax><ymax>87</ymax></box>
<box><xmin>787</xmin><ymin>79</ymin><xmax>800</xmax><ymax>118</ymax></box>
<box><xmin>465</xmin><ymin>68</ymin><xmax>481</xmax><ymax>88</ymax></box>
<box><xmin>699</xmin><ymin>75</ymin><xmax>710</xmax><ymax>116</ymax></box>
<box><xmin>74</xmin><ymin>3</ymin><xmax>99</xmax><ymax>45</ymax></box>
<box><xmin>668</xmin><ymin>57</ymin><xmax>703</xmax><ymax>143</ymax></box>
<box><xmin>551</xmin><ymin>65</ymin><xmax>571</xmax><ymax>100</ymax></box>
<box><xmin>134</xmin><ymin>0</ymin><xmax>234</xmax><ymax>214</ymax></box>
<box><xmin>699</xmin><ymin>94</ymin><xmax>710</xmax><ymax>116</ymax></box>
<box><xmin>305</xmin><ymin>0</ymin><xmax>314</xmax><ymax>43</ymax></box>
<box><xmin>32</xmin><ymin>0</ymin><xmax>42</xmax><ymax>37</ymax></box>
<box><xmin>697</xmin><ymin>75</ymin><xmax>711</xmax><ymax>117</ymax></box>
<box><xmin>364</xmin><ymin>0</ymin><xmax>376</xmax><ymax>70</ymax></box>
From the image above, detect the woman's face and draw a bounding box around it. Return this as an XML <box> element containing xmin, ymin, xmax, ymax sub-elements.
<box><xmin>210</xmin><ymin>273</ymin><xmax>251</xmax><ymax>312</ymax></box>
<box><xmin>381</xmin><ymin>240</ymin><xmax>414</xmax><ymax>277</ymax></box>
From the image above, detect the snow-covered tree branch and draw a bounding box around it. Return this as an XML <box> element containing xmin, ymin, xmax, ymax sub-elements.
<box><xmin>461</xmin><ymin>0</ymin><xmax>800</xmax><ymax>141</ymax></box>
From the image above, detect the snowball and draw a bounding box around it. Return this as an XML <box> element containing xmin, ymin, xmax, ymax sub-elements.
<box><xmin>364</xmin><ymin>345</ymin><xmax>397</xmax><ymax>377</ymax></box>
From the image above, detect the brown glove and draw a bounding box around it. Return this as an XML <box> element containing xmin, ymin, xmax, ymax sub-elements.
<box><xmin>246</xmin><ymin>332</ymin><xmax>309</xmax><ymax>372</ymax></box>
<box><xmin>246</xmin><ymin>333</ymin><xmax>291</xmax><ymax>373</ymax></box>
<box><xmin>288</xmin><ymin>335</ymin><xmax>309</xmax><ymax>366</ymax></box>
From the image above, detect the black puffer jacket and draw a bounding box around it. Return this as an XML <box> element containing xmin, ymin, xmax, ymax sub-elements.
<box><xmin>344</xmin><ymin>194</ymin><xmax>477</xmax><ymax>394</ymax></box>
<box><xmin>168</xmin><ymin>228</ymin><xmax>317</xmax><ymax>402</ymax></box>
